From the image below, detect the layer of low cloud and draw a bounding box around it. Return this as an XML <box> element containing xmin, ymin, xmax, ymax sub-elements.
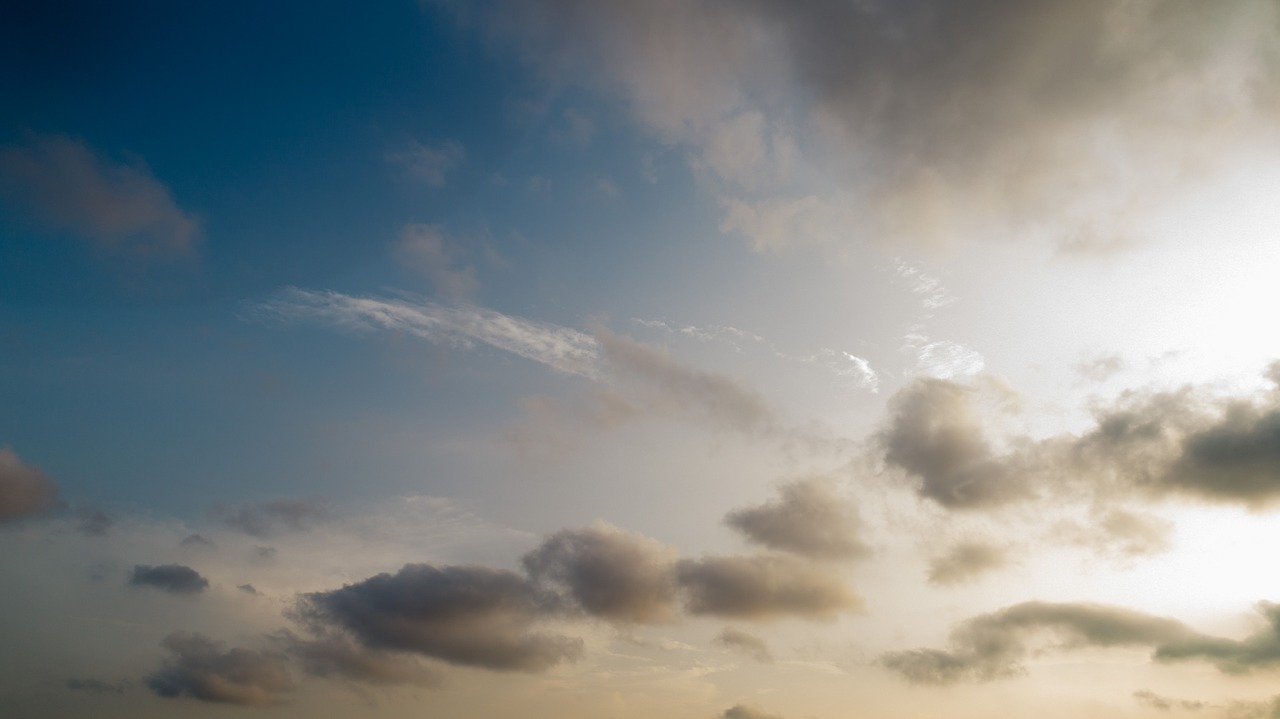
<box><xmin>880</xmin><ymin>600</ymin><xmax>1280</xmax><ymax>684</ymax></box>
<box><xmin>724</xmin><ymin>478</ymin><xmax>868</xmax><ymax>560</ymax></box>
<box><xmin>713</xmin><ymin>627</ymin><xmax>772</xmax><ymax>663</ymax></box>
<box><xmin>212</xmin><ymin>497</ymin><xmax>335</xmax><ymax>538</ymax></box>
<box><xmin>0</xmin><ymin>133</ymin><xmax>200</xmax><ymax>259</ymax></box>
<box><xmin>722</xmin><ymin>704</ymin><xmax>786</xmax><ymax>719</ymax></box>
<box><xmin>926</xmin><ymin>541</ymin><xmax>1008</xmax><ymax>586</ymax></box>
<box><xmin>276</xmin><ymin>631</ymin><xmax>440</xmax><ymax>687</ymax></box>
<box><xmin>1132</xmin><ymin>689</ymin><xmax>1208</xmax><ymax>712</ymax></box>
<box><xmin>676</xmin><ymin>553</ymin><xmax>861</xmax><ymax>620</ymax></box>
<box><xmin>129</xmin><ymin>564</ymin><xmax>209</xmax><ymax>595</ymax></box>
<box><xmin>147</xmin><ymin>632</ymin><xmax>291</xmax><ymax>705</ymax></box>
<box><xmin>0</xmin><ymin>447</ymin><xmax>61</xmax><ymax>523</ymax></box>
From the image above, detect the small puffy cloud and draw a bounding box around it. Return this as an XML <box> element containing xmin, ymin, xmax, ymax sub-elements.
<box><xmin>212</xmin><ymin>497</ymin><xmax>334</xmax><ymax>538</ymax></box>
<box><xmin>724</xmin><ymin>478</ymin><xmax>868</xmax><ymax>560</ymax></box>
<box><xmin>385</xmin><ymin>139</ymin><xmax>464</xmax><ymax>187</ymax></box>
<box><xmin>0</xmin><ymin>447</ymin><xmax>61</xmax><ymax>523</ymax></box>
<box><xmin>129</xmin><ymin>564</ymin><xmax>209</xmax><ymax>595</ymax></box>
<box><xmin>147</xmin><ymin>632</ymin><xmax>291</xmax><ymax>705</ymax></box>
<box><xmin>523</xmin><ymin>523</ymin><xmax>680</xmax><ymax>624</ymax></box>
<box><xmin>722</xmin><ymin>704</ymin><xmax>786</xmax><ymax>719</ymax></box>
<box><xmin>713</xmin><ymin>627</ymin><xmax>772</xmax><ymax>662</ymax></box>
<box><xmin>297</xmin><ymin>563</ymin><xmax>582</xmax><ymax>672</ymax></box>
<box><xmin>926</xmin><ymin>541</ymin><xmax>1009</xmax><ymax>586</ymax></box>
<box><xmin>392</xmin><ymin>224</ymin><xmax>479</xmax><ymax>301</ymax></box>
<box><xmin>1132</xmin><ymin>689</ymin><xmax>1208</xmax><ymax>712</ymax></box>
<box><xmin>276</xmin><ymin>631</ymin><xmax>440</xmax><ymax>687</ymax></box>
<box><xmin>676</xmin><ymin>553</ymin><xmax>861</xmax><ymax>621</ymax></box>
<box><xmin>0</xmin><ymin>133</ymin><xmax>199</xmax><ymax>259</ymax></box>
<box><xmin>880</xmin><ymin>378</ymin><xmax>1028</xmax><ymax>509</ymax></box>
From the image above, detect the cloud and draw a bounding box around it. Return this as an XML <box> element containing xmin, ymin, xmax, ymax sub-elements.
<box><xmin>1132</xmin><ymin>689</ymin><xmax>1208</xmax><ymax>712</ymax></box>
<box><xmin>881</xmin><ymin>600</ymin><xmax>1280</xmax><ymax>685</ymax></box>
<box><xmin>879</xmin><ymin>378</ymin><xmax>1028</xmax><ymax>509</ymax></box>
<box><xmin>147</xmin><ymin>632</ymin><xmax>291</xmax><ymax>705</ymax></box>
<box><xmin>523</xmin><ymin>523</ymin><xmax>680</xmax><ymax>624</ymax></box>
<box><xmin>276</xmin><ymin>631</ymin><xmax>441</xmax><ymax>687</ymax></box>
<box><xmin>252</xmin><ymin>289</ymin><xmax>601</xmax><ymax>377</ymax></box>
<box><xmin>129</xmin><ymin>564</ymin><xmax>210</xmax><ymax>595</ymax></box>
<box><xmin>0</xmin><ymin>447</ymin><xmax>61</xmax><ymax>523</ymax></box>
<box><xmin>0</xmin><ymin>133</ymin><xmax>199</xmax><ymax>259</ymax></box>
<box><xmin>392</xmin><ymin>224</ymin><xmax>479</xmax><ymax>301</ymax></box>
<box><xmin>65</xmin><ymin>678</ymin><xmax>128</xmax><ymax>694</ymax></box>
<box><xmin>675</xmin><ymin>553</ymin><xmax>861</xmax><ymax>620</ymax></box>
<box><xmin>75</xmin><ymin>507</ymin><xmax>113</xmax><ymax>536</ymax></box>
<box><xmin>724</xmin><ymin>478</ymin><xmax>868</xmax><ymax>560</ymax></box>
<box><xmin>385</xmin><ymin>139</ymin><xmax>465</xmax><ymax>187</ymax></box>
<box><xmin>713</xmin><ymin>627</ymin><xmax>772</xmax><ymax>662</ymax></box>
<box><xmin>926</xmin><ymin>541</ymin><xmax>1009</xmax><ymax>586</ymax></box>
<box><xmin>459</xmin><ymin>0</ymin><xmax>1280</xmax><ymax>250</ymax></box>
<box><xmin>212</xmin><ymin>497</ymin><xmax>335</xmax><ymax>538</ymax></box>
<box><xmin>296</xmin><ymin>563</ymin><xmax>583</xmax><ymax>672</ymax></box>
<box><xmin>722</xmin><ymin>704</ymin><xmax>786</xmax><ymax>719</ymax></box>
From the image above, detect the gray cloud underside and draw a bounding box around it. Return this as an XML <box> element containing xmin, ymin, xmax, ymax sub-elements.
<box><xmin>147</xmin><ymin>632</ymin><xmax>291</xmax><ymax>705</ymax></box>
<box><xmin>129</xmin><ymin>564</ymin><xmax>209</xmax><ymax>595</ymax></box>
<box><xmin>297</xmin><ymin>564</ymin><xmax>583</xmax><ymax>673</ymax></box>
<box><xmin>926</xmin><ymin>541</ymin><xmax>1008</xmax><ymax>586</ymax></box>
<box><xmin>724</xmin><ymin>477</ymin><xmax>868</xmax><ymax>560</ymax></box>
<box><xmin>0</xmin><ymin>447</ymin><xmax>61</xmax><ymax>523</ymax></box>
<box><xmin>0</xmin><ymin>133</ymin><xmax>199</xmax><ymax>258</ymax></box>
<box><xmin>714</xmin><ymin>627</ymin><xmax>772</xmax><ymax>662</ymax></box>
<box><xmin>456</xmin><ymin>0</ymin><xmax>1280</xmax><ymax>249</ymax></box>
<box><xmin>275</xmin><ymin>631</ymin><xmax>440</xmax><ymax>687</ymax></box>
<box><xmin>722</xmin><ymin>704</ymin><xmax>787</xmax><ymax>719</ymax></box>
<box><xmin>881</xmin><ymin>363</ymin><xmax>1280</xmax><ymax>511</ymax></box>
<box><xmin>1132</xmin><ymin>689</ymin><xmax>1208</xmax><ymax>712</ymax></box>
<box><xmin>523</xmin><ymin>523</ymin><xmax>681</xmax><ymax>623</ymax></box>
<box><xmin>881</xmin><ymin>600</ymin><xmax>1280</xmax><ymax>684</ymax></box>
<box><xmin>677</xmin><ymin>553</ymin><xmax>861</xmax><ymax>620</ymax></box>
<box><xmin>212</xmin><ymin>497</ymin><xmax>335</xmax><ymax>538</ymax></box>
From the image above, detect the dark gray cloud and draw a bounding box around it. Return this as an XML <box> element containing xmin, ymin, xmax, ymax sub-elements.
<box><xmin>297</xmin><ymin>563</ymin><xmax>582</xmax><ymax>673</ymax></box>
<box><xmin>147</xmin><ymin>632</ymin><xmax>291</xmax><ymax>705</ymax></box>
<box><xmin>1132</xmin><ymin>689</ymin><xmax>1208</xmax><ymax>712</ymax></box>
<box><xmin>676</xmin><ymin>553</ymin><xmax>861</xmax><ymax>620</ymax></box>
<box><xmin>881</xmin><ymin>600</ymin><xmax>1280</xmax><ymax>685</ymax></box>
<box><xmin>75</xmin><ymin>507</ymin><xmax>113</xmax><ymax>536</ymax></box>
<box><xmin>0</xmin><ymin>133</ymin><xmax>200</xmax><ymax>259</ymax></box>
<box><xmin>714</xmin><ymin>627</ymin><xmax>772</xmax><ymax>662</ymax></box>
<box><xmin>213</xmin><ymin>497</ymin><xmax>334</xmax><ymax>538</ymax></box>
<box><xmin>181</xmin><ymin>533</ymin><xmax>214</xmax><ymax>547</ymax></box>
<box><xmin>0</xmin><ymin>447</ymin><xmax>61</xmax><ymax>523</ymax></box>
<box><xmin>276</xmin><ymin>631</ymin><xmax>440</xmax><ymax>687</ymax></box>
<box><xmin>724</xmin><ymin>478</ymin><xmax>868</xmax><ymax>560</ymax></box>
<box><xmin>523</xmin><ymin>523</ymin><xmax>680</xmax><ymax>623</ymax></box>
<box><xmin>926</xmin><ymin>541</ymin><xmax>1008</xmax><ymax>586</ymax></box>
<box><xmin>129</xmin><ymin>564</ymin><xmax>209</xmax><ymax>595</ymax></box>
<box><xmin>722</xmin><ymin>704</ymin><xmax>785</xmax><ymax>719</ymax></box>
<box><xmin>880</xmin><ymin>379</ymin><xmax>1028</xmax><ymax>509</ymax></box>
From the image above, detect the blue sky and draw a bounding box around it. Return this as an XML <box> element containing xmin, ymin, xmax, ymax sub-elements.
<box><xmin>6</xmin><ymin>2</ymin><xmax>1280</xmax><ymax>718</ymax></box>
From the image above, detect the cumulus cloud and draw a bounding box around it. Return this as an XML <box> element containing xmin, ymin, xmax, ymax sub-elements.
<box><xmin>147</xmin><ymin>632</ymin><xmax>291</xmax><ymax>705</ymax></box>
<box><xmin>713</xmin><ymin>627</ymin><xmax>772</xmax><ymax>662</ymax></box>
<box><xmin>212</xmin><ymin>497</ymin><xmax>335</xmax><ymax>538</ymax></box>
<box><xmin>276</xmin><ymin>631</ymin><xmax>440</xmax><ymax>687</ymax></box>
<box><xmin>456</xmin><ymin>0</ymin><xmax>1280</xmax><ymax>250</ymax></box>
<box><xmin>880</xmin><ymin>378</ymin><xmax>1028</xmax><ymax>509</ymax></box>
<box><xmin>676</xmin><ymin>553</ymin><xmax>860</xmax><ymax>620</ymax></box>
<box><xmin>128</xmin><ymin>564</ymin><xmax>209</xmax><ymax>595</ymax></box>
<box><xmin>881</xmin><ymin>600</ymin><xmax>1280</xmax><ymax>685</ymax></box>
<box><xmin>0</xmin><ymin>133</ymin><xmax>199</xmax><ymax>259</ymax></box>
<box><xmin>724</xmin><ymin>478</ymin><xmax>868</xmax><ymax>560</ymax></box>
<box><xmin>523</xmin><ymin>523</ymin><xmax>680</xmax><ymax>624</ymax></box>
<box><xmin>385</xmin><ymin>139</ymin><xmax>464</xmax><ymax>187</ymax></box>
<box><xmin>926</xmin><ymin>541</ymin><xmax>1008</xmax><ymax>586</ymax></box>
<box><xmin>392</xmin><ymin>224</ymin><xmax>479</xmax><ymax>301</ymax></box>
<box><xmin>296</xmin><ymin>563</ymin><xmax>582</xmax><ymax>672</ymax></box>
<box><xmin>0</xmin><ymin>447</ymin><xmax>61</xmax><ymax>523</ymax></box>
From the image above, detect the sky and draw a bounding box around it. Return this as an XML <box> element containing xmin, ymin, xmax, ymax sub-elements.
<box><xmin>4</xmin><ymin>1</ymin><xmax>1280</xmax><ymax>717</ymax></box>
